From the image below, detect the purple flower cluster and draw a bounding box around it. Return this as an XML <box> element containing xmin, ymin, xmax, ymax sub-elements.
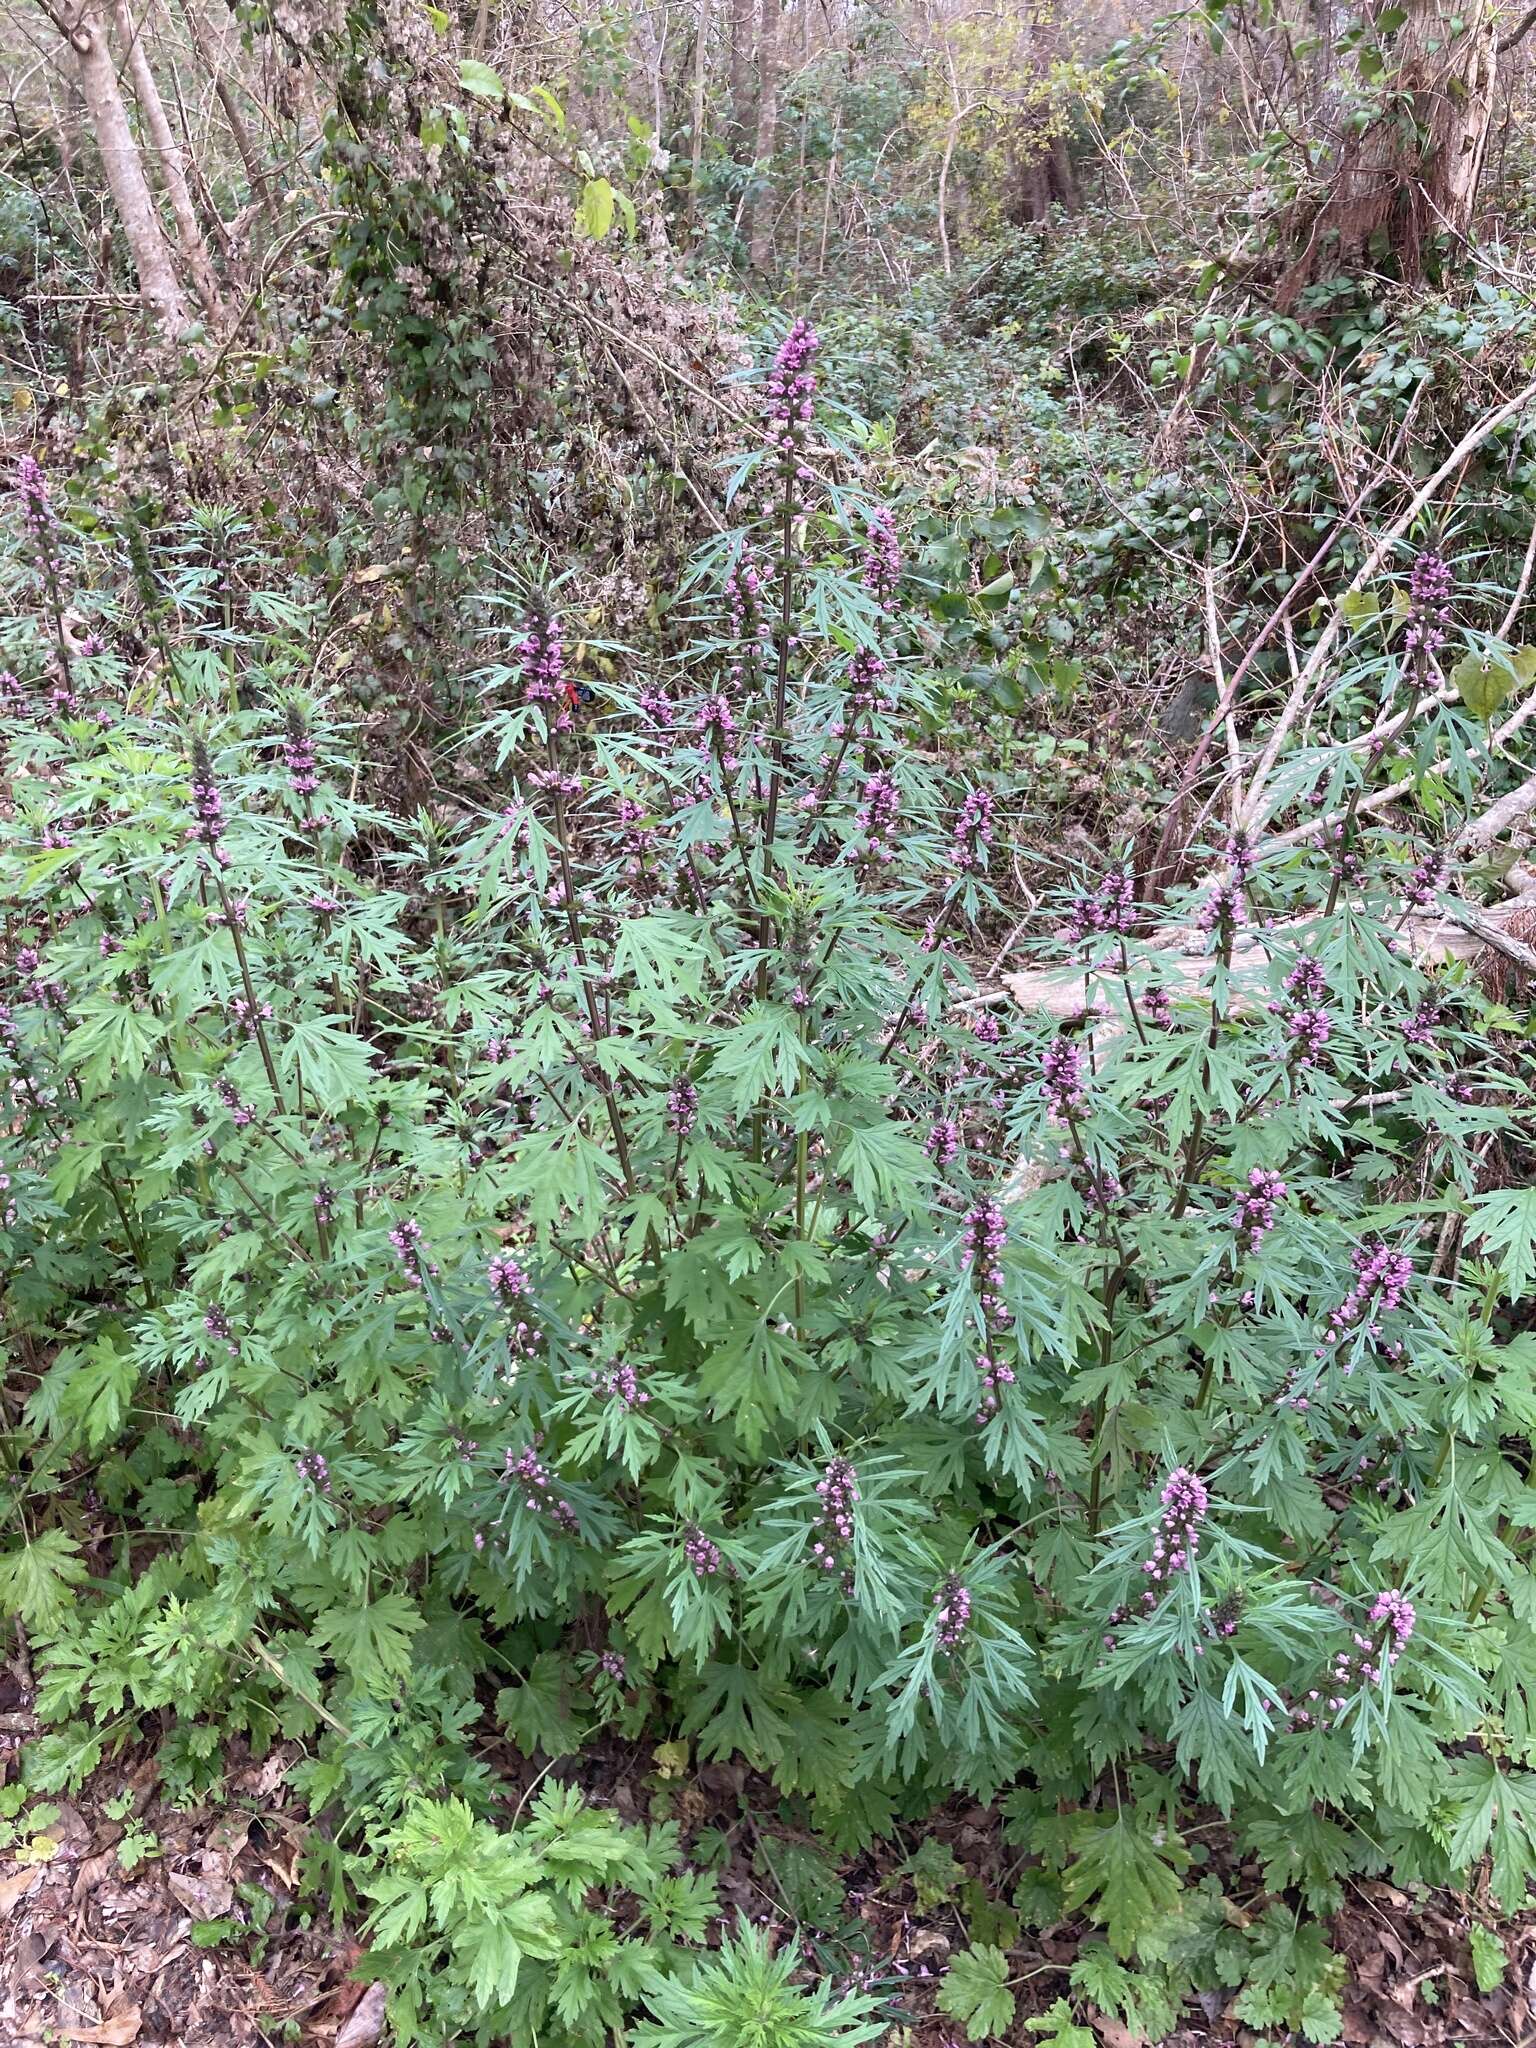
<box><xmin>216</xmin><ymin>1078</ymin><xmax>252</xmax><ymax>1129</ymax></box>
<box><xmin>1224</xmin><ymin>830</ymin><xmax>1257</xmax><ymax>881</ymax></box>
<box><xmin>1273</xmin><ymin>953</ymin><xmax>1332</xmax><ymax>1068</ymax></box>
<box><xmin>695</xmin><ymin>692</ymin><xmax>738</xmax><ymax>771</ymax></box>
<box><xmin>203</xmin><ymin>1303</ymin><xmax>238</xmax><ymax>1353</ymax></box>
<box><xmin>229</xmin><ymin>994</ymin><xmax>273</xmax><ymax>1038</ymax></box>
<box><xmin>765</xmin><ymin>318</ymin><xmax>819</xmax><ymax>491</ymax></box>
<box><xmin>504</xmin><ymin>1441</ymin><xmax>579</xmax><ymax>1532</ymax></box>
<box><xmin>606</xmin><ymin>1359</ymin><xmax>648</xmax><ymax>1408</ymax></box>
<box><xmin>518</xmin><ymin>609</ymin><xmax>572</xmax><ymax>728</ymax></box>
<box><xmin>975</xmin><ymin>1353</ymin><xmax>1016</xmax><ymax>1423</ymax></box>
<box><xmin>933</xmin><ymin>1574</ymin><xmax>972</xmax><ymax>1652</ymax></box>
<box><xmin>489</xmin><ymin>1252</ymin><xmax>538</xmax><ymax>1356</ymax></box>
<box><xmin>282</xmin><ymin>705</ymin><xmax>325</xmax><ymax>827</ymax></box>
<box><xmin>1330</xmin><ymin>1589</ymin><xmax>1416</xmax><ymax>1690</ymax></box>
<box><xmin>1064</xmin><ymin>868</ymin><xmax>1136</xmax><ymax>947</ymax></box>
<box><xmin>950</xmin><ymin>788</ymin><xmax>994</xmax><ymax>875</ymax></box>
<box><xmin>614</xmin><ymin>794</ymin><xmax>655</xmax><ymax>882</ymax></box>
<box><xmin>1404</xmin><ymin>550</ymin><xmax>1452</xmax><ymax>659</ymax></box>
<box><xmin>389</xmin><ymin>1216</ymin><xmax>438</xmax><ymax>1289</ymax></box>
<box><xmin>963</xmin><ymin>1200</ymin><xmax>1016</xmax><ymax>1422</ymax></box>
<box><xmin>844</xmin><ymin>647</ymin><xmax>891</xmax><ymax>720</ymax></box>
<box><xmin>1318</xmin><ymin>1239</ymin><xmax>1414</xmax><ymax>1359</ymax></box>
<box><xmin>295</xmin><ymin>1449</ymin><xmax>331</xmax><ymax>1496</ymax></box>
<box><xmin>1041</xmin><ymin>1035</ymin><xmax>1087</xmax><ymax>1121</ymax></box>
<box><xmin>1370</xmin><ymin>1585</ymin><xmax>1416</xmax><ymax>1650</ymax></box>
<box><xmin>854</xmin><ymin>769</ymin><xmax>900</xmax><ymax>864</ymax></box>
<box><xmin>1311</xmin><ymin>816</ymin><xmax>1364</xmax><ymax>892</ymax></box>
<box><xmin>1233</xmin><ymin>1167</ymin><xmax>1288</xmax><ymax>1254</ymax></box>
<box><xmin>1206</xmin><ymin>1588</ymin><xmax>1244</xmax><ymax>1640</ymax></box>
<box><xmin>724</xmin><ymin>549</ymin><xmax>771</xmax><ymax>691</ymax></box>
<box><xmin>1075</xmin><ymin>1162</ymin><xmax>1124</xmax><ymax>1211</ymax></box>
<box><xmin>1402</xmin><ymin>994</ymin><xmax>1443</xmax><ymax>1049</ymax></box>
<box><xmin>1144</xmin><ymin>1467</ymin><xmax>1208</xmax><ymax>1590</ymax></box>
<box><xmin>810</xmin><ymin>1456</ymin><xmax>859</xmax><ymax>1581</ymax></box>
<box><xmin>862</xmin><ymin>508</ymin><xmax>901</xmax><ymax>609</ymax></box>
<box><xmin>666</xmin><ymin>1074</ymin><xmax>699</xmax><ymax>1136</ymax></box>
<box><xmin>1286</xmin><ymin>953</ymin><xmax>1327</xmax><ymax>1001</ymax></box>
<box><xmin>962</xmin><ymin>1200</ymin><xmax>1008</xmax><ymax>1300</ymax></box>
<box><xmin>16</xmin><ymin>455</ymin><xmax>52</xmax><ymax>544</ymax></box>
<box><xmin>684</xmin><ymin>1527</ymin><xmax>722</xmax><ymax>1578</ymax></box>
<box><xmin>1110</xmin><ymin>1468</ymin><xmax>1208</xmax><ymax>1629</ymax></box>
<box><xmin>1404</xmin><ymin>849</ymin><xmax>1445</xmax><ymax>909</ymax></box>
<box><xmin>637</xmin><ymin>682</ymin><xmax>674</xmax><ymax>730</ymax></box>
<box><xmin>924</xmin><ymin>1116</ymin><xmax>960</xmax><ymax>1169</ymax></box>
<box><xmin>1197</xmin><ymin>875</ymin><xmax>1245</xmax><ymax>941</ymax></box>
<box><xmin>489</xmin><ymin>1252</ymin><xmax>531</xmax><ymax>1302</ymax></box>
<box><xmin>13</xmin><ymin>946</ymin><xmax>63</xmax><ymax>1009</ymax></box>
<box><xmin>188</xmin><ymin>742</ymin><xmax>230</xmax><ymax>869</ymax></box>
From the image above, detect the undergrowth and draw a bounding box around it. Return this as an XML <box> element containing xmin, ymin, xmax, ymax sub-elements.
<box><xmin>3</xmin><ymin>320</ymin><xmax>1536</xmax><ymax>2044</ymax></box>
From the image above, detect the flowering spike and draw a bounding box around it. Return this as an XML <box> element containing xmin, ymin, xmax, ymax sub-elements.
<box><xmin>950</xmin><ymin>788</ymin><xmax>994</xmax><ymax>875</ymax></box>
<box><xmin>518</xmin><ymin>607</ymin><xmax>575</xmax><ymax>728</ymax></box>
<box><xmin>934</xmin><ymin>1574</ymin><xmax>972</xmax><ymax>1651</ymax></box>
<box><xmin>15</xmin><ymin>455</ymin><xmax>53</xmax><ymax>543</ymax></box>
<box><xmin>388</xmin><ymin>1215</ymin><xmax>438</xmax><ymax>1289</ymax></box>
<box><xmin>1041</xmin><ymin>1035</ymin><xmax>1087</xmax><ymax>1121</ymax></box>
<box><xmin>1405</xmin><ymin>550</ymin><xmax>1452</xmax><ymax>659</ymax></box>
<box><xmin>1233</xmin><ymin>1167</ymin><xmax>1288</xmax><ymax>1254</ymax></box>
<box><xmin>188</xmin><ymin>740</ymin><xmax>231</xmax><ymax>870</ymax></box>
<box><xmin>862</xmin><ymin>508</ymin><xmax>901</xmax><ymax>608</ymax></box>
<box><xmin>665</xmin><ymin>1075</ymin><xmax>699</xmax><ymax>1136</ymax></box>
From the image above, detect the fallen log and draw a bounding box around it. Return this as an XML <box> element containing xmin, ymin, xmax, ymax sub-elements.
<box><xmin>993</xmin><ymin>884</ymin><xmax>1536</xmax><ymax>1024</ymax></box>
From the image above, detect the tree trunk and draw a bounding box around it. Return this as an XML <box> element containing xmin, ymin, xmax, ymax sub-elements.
<box><xmin>51</xmin><ymin>1</ymin><xmax>189</xmax><ymax>331</ymax></box>
<box><xmin>687</xmin><ymin>0</ymin><xmax>709</xmax><ymax>231</ymax></box>
<box><xmin>175</xmin><ymin>0</ymin><xmax>274</xmax><ymax>233</ymax></box>
<box><xmin>1048</xmin><ymin>132</ymin><xmax>1078</xmax><ymax>213</ymax></box>
<box><xmin>111</xmin><ymin>0</ymin><xmax>222</xmax><ymax>321</ymax></box>
<box><xmin>747</xmin><ymin>0</ymin><xmax>780</xmax><ymax>269</ymax></box>
<box><xmin>1278</xmin><ymin>0</ymin><xmax>1498</xmax><ymax>300</ymax></box>
<box><xmin>729</xmin><ymin>0</ymin><xmax>754</xmax><ymax>153</ymax></box>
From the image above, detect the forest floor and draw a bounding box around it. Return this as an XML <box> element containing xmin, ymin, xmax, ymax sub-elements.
<box><xmin>3</xmin><ymin>1711</ymin><xmax>1533</xmax><ymax>2048</ymax></box>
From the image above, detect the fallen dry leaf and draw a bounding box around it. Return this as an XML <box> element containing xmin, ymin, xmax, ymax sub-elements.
<box><xmin>334</xmin><ymin>1980</ymin><xmax>389</xmax><ymax>2048</ymax></box>
<box><xmin>206</xmin><ymin>1813</ymin><xmax>252</xmax><ymax>1865</ymax></box>
<box><xmin>0</xmin><ymin>1862</ymin><xmax>43</xmax><ymax>1913</ymax></box>
<box><xmin>1090</xmin><ymin>2010</ymin><xmax>1145</xmax><ymax>2048</ymax></box>
<box><xmin>165</xmin><ymin>1867</ymin><xmax>234</xmax><ymax>1920</ymax></box>
<box><xmin>907</xmin><ymin>1928</ymin><xmax>950</xmax><ymax>1960</ymax></box>
<box><xmin>62</xmin><ymin>2010</ymin><xmax>141</xmax><ymax>2046</ymax></box>
<box><xmin>259</xmin><ymin>1839</ymin><xmax>302</xmax><ymax>1891</ymax></box>
<box><xmin>246</xmin><ymin>1751</ymin><xmax>292</xmax><ymax>1799</ymax></box>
